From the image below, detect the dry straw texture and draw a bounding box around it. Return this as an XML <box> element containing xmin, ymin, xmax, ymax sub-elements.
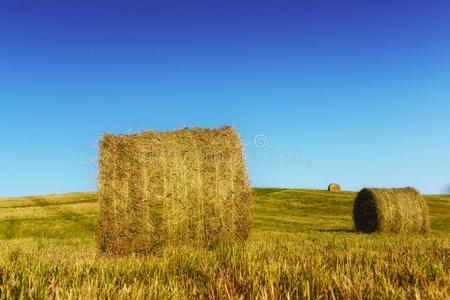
<box><xmin>328</xmin><ymin>183</ymin><xmax>341</xmax><ymax>192</ymax></box>
<box><xmin>98</xmin><ymin>126</ymin><xmax>252</xmax><ymax>255</ymax></box>
<box><xmin>353</xmin><ymin>187</ymin><xmax>429</xmax><ymax>234</ymax></box>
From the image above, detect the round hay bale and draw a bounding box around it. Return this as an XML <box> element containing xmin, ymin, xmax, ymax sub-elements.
<box><xmin>98</xmin><ymin>126</ymin><xmax>251</xmax><ymax>255</ymax></box>
<box><xmin>353</xmin><ymin>187</ymin><xmax>429</xmax><ymax>234</ymax></box>
<box><xmin>328</xmin><ymin>183</ymin><xmax>340</xmax><ymax>192</ymax></box>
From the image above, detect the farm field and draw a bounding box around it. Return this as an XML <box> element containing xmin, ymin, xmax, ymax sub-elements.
<box><xmin>0</xmin><ymin>188</ymin><xmax>449</xmax><ymax>299</ymax></box>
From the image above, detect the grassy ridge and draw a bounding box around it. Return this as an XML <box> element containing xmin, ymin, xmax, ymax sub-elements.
<box><xmin>0</xmin><ymin>188</ymin><xmax>449</xmax><ymax>299</ymax></box>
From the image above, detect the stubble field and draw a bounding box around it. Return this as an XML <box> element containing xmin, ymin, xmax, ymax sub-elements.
<box><xmin>0</xmin><ymin>188</ymin><xmax>449</xmax><ymax>299</ymax></box>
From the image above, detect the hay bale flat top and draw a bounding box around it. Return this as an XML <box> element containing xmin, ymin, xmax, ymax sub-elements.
<box><xmin>353</xmin><ymin>187</ymin><xmax>429</xmax><ymax>234</ymax></box>
<box><xmin>98</xmin><ymin>126</ymin><xmax>252</xmax><ymax>255</ymax></box>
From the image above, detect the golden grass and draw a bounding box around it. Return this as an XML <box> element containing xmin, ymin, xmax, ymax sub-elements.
<box><xmin>0</xmin><ymin>189</ymin><xmax>449</xmax><ymax>298</ymax></box>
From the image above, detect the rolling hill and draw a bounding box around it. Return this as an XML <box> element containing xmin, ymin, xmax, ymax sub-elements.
<box><xmin>0</xmin><ymin>188</ymin><xmax>449</xmax><ymax>298</ymax></box>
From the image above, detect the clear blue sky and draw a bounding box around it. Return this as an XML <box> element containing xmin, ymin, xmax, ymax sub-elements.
<box><xmin>1</xmin><ymin>0</ymin><xmax>449</xmax><ymax>196</ymax></box>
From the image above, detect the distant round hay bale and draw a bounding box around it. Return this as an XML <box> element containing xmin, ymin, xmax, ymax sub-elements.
<box><xmin>353</xmin><ymin>187</ymin><xmax>429</xmax><ymax>234</ymax></box>
<box><xmin>328</xmin><ymin>183</ymin><xmax>340</xmax><ymax>192</ymax></box>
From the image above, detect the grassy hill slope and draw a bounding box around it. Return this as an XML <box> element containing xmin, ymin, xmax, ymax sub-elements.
<box><xmin>0</xmin><ymin>188</ymin><xmax>449</xmax><ymax>298</ymax></box>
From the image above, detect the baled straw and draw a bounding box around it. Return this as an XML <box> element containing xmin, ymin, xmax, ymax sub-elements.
<box><xmin>98</xmin><ymin>126</ymin><xmax>252</xmax><ymax>255</ymax></box>
<box><xmin>353</xmin><ymin>187</ymin><xmax>429</xmax><ymax>234</ymax></box>
<box><xmin>328</xmin><ymin>183</ymin><xmax>340</xmax><ymax>192</ymax></box>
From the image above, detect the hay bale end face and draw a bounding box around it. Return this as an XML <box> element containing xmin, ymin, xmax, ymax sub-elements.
<box><xmin>328</xmin><ymin>183</ymin><xmax>340</xmax><ymax>192</ymax></box>
<box><xmin>353</xmin><ymin>187</ymin><xmax>429</xmax><ymax>234</ymax></box>
<box><xmin>98</xmin><ymin>126</ymin><xmax>252</xmax><ymax>255</ymax></box>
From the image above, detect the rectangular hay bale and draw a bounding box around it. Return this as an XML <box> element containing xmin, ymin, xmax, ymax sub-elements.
<box><xmin>98</xmin><ymin>126</ymin><xmax>252</xmax><ymax>255</ymax></box>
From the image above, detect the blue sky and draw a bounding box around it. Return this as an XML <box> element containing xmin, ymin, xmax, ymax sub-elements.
<box><xmin>1</xmin><ymin>0</ymin><xmax>449</xmax><ymax>196</ymax></box>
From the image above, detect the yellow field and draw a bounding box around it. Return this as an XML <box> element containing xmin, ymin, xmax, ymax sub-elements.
<box><xmin>0</xmin><ymin>188</ymin><xmax>449</xmax><ymax>299</ymax></box>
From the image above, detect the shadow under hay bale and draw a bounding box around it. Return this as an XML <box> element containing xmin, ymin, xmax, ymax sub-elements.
<box><xmin>98</xmin><ymin>126</ymin><xmax>252</xmax><ymax>255</ymax></box>
<box><xmin>353</xmin><ymin>187</ymin><xmax>429</xmax><ymax>234</ymax></box>
<box><xmin>328</xmin><ymin>183</ymin><xmax>340</xmax><ymax>192</ymax></box>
